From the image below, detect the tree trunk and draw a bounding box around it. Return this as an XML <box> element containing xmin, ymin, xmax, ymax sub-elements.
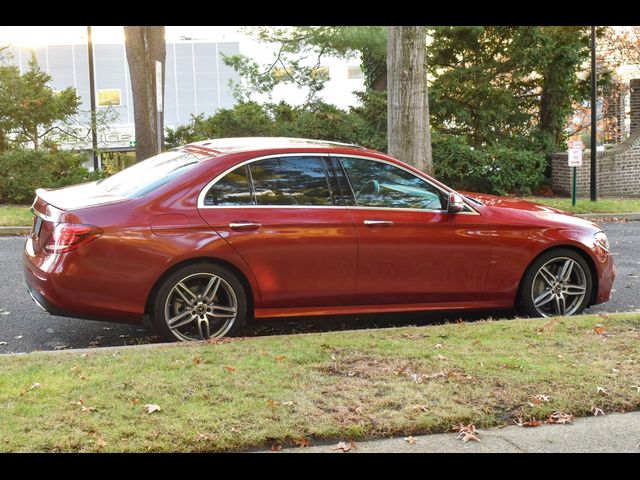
<box><xmin>124</xmin><ymin>26</ymin><xmax>166</xmax><ymax>162</ymax></box>
<box><xmin>386</xmin><ymin>26</ymin><xmax>432</xmax><ymax>174</ymax></box>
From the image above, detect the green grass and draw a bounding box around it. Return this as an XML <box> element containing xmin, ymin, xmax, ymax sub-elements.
<box><xmin>1</xmin><ymin>313</ymin><xmax>639</xmax><ymax>452</ymax></box>
<box><xmin>528</xmin><ymin>197</ymin><xmax>640</xmax><ymax>214</ymax></box>
<box><xmin>0</xmin><ymin>205</ymin><xmax>32</xmax><ymax>227</ymax></box>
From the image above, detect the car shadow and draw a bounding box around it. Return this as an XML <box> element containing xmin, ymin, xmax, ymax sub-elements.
<box><xmin>240</xmin><ymin>308</ymin><xmax>518</xmax><ymax>338</ymax></box>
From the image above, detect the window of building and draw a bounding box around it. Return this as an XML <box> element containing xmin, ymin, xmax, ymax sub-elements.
<box><xmin>347</xmin><ymin>66</ymin><xmax>364</xmax><ymax>80</ymax></box>
<box><xmin>98</xmin><ymin>89</ymin><xmax>122</xmax><ymax>107</ymax></box>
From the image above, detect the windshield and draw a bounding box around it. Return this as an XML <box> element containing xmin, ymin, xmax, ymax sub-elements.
<box><xmin>98</xmin><ymin>150</ymin><xmax>207</xmax><ymax>198</ymax></box>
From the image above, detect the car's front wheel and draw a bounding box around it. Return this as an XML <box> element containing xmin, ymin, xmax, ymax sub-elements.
<box><xmin>518</xmin><ymin>248</ymin><xmax>592</xmax><ymax>318</ymax></box>
<box><xmin>151</xmin><ymin>262</ymin><xmax>248</xmax><ymax>342</ymax></box>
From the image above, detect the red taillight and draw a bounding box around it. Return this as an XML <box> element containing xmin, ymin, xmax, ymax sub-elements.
<box><xmin>44</xmin><ymin>223</ymin><xmax>102</xmax><ymax>254</ymax></box>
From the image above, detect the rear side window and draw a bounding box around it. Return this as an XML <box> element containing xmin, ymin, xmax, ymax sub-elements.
<box><xmin>203</xmin><ymin>165</ymin><xmax>253</xmax><ymax>206</ymax></box>
<box><xmin>250</xmin><ymin>156</ymin><xmax>332</xmax><ymax>206</ymax></box>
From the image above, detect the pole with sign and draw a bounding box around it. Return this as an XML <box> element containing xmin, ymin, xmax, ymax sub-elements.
<box><xmin>155</xmin><ymin>61</ymin><xmax>163</xmax><ymax>155</ymax></box>
<box><xmin>568</xmin><ymin>140</ymin><xmax>583</xmax><ymax>206</ymax></box>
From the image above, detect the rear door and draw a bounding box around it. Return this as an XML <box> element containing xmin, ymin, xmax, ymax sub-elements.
<box><xmin>197</xmin><ymin>154</ymin><xmax>357</xmax><ymax>308</ymax></box>
<box><xmin>335</xmin><ymin>155</ymin><xmax>494</xmax><ymax>306</ymax></box>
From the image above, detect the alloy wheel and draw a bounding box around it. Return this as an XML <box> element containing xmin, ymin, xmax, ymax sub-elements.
<box><xmin>163</xmin><ymin>272</ymin><xmax>238</xmax><ymax>341</ymax></box>
<box><xmin>530</xmin><ymin>257</ymin><xmax>587</xmax><ymax>317</ymax></box>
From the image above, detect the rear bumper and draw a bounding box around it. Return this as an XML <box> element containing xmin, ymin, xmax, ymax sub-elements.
<box><xmin>23</xmin><ymin>239</ymin><xmax>144</xmax><ymax>324</ymax></box>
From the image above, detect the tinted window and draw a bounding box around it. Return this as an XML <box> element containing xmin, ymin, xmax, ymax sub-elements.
<box><xmin>340</xmin><ymin>157</ymin><xmax>444</xmax><ymax>210</ymax></box>
<box><xmin>249</xmin><ymin>157</ymin><xmax>332</xmax><ymax>206</ymax></box>
<box><xmin>204</xmin><ymin>165</ymin><xmax>253</xmax><ymax>206</ymax></box>
<box><xmin>325</xmin><ymin>157</ymin><xmax>355</xmax><ymax>206</ymax></box>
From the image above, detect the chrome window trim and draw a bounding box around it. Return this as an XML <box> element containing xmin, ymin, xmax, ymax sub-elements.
<box><xmin>197</xmin><ymin>151</ymin><xmax>480</xmax><ymax>215</ymax></box>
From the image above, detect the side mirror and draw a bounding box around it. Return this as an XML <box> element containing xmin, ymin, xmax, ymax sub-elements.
<box><xmin>447</xmin><ymin>192</ymin><xmax>465</xmax><ymax>214</ymax></box>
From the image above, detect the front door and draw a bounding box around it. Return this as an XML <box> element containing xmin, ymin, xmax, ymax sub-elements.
<box><xmin>336</xmin><ymin>156</ymin><xmax>494</xmax><ymax>306</ymax></box>
<box><xmin>198</xmin><ymin>154</ymin><xmax>357</xmax><ymax>308</ymax></box>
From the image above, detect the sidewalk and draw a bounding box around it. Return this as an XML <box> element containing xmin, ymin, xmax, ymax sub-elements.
<box><xmin>273</xmin><ymin>412</ymin><xmax>640</xmax><ymax>453</ymax></box>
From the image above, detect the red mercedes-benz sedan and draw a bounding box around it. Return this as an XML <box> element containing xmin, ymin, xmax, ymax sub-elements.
<box><xmin>24</xmin><ymin>137</ymin><xmax>615</xmax><ymax>342</ymax></box>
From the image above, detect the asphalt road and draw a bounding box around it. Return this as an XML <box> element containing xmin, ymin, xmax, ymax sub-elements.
<box><xmin>1</xmin><ymin>220</ymin><xmax>638</xmax><ymax>354</ymax></box>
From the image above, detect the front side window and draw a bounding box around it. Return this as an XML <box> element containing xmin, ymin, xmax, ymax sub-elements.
<box><xmin>249</xmin><ymin>156</ymin><xmax>332</xmax><ymax>206</ymax></box>
<box><xmin>340</xmin><ymin>157</ymin><xmax>445</xmax><ymax>210</ymax></box>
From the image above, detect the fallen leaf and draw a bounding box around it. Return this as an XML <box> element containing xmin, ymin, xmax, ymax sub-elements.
<box><xmin>192</xmin><ymin>356</ymin><xmax>202</xmax><ymax>365</ymax></box>
<box><xmin>145</xmin><ymin>404</ymin><xmax>161</xmax><ymax>414</ymax></box>
<box><xmin>81</xmin><ymin>406</ymin><xmax>96</xmax><ymax>413</ymax></box>
<box><xmin>274</xmin><ymin>355</ymin><xmax>286</xmax><ymax>362</ymax></box>
<box><xmin>29</xmin><ymin>383</ymin><xmax>40</xmax><ymax>390</ymax></box>
<box><xmin>413</xmin><ymin>404</ymin><xmax>429</xmax><ymax>412</ymax></box>
<box><xmin>516</xmin><ymin>418</ymin><xmax>542</xmax><ymax>427</ymax></box>
<box><xmin>293</xmin><ymin>436</ymin><xmax>310</xmax><ymax>448</ymax></box>
<box><xmin>282</xmin><ymin>401</ymin><xmax>295</xmax><ymax>406</ymax></box>
<box><xmin>223</xmin><ymin>366</ymin><xmax>236</xmax><ymax>373</ymax></box>
<box><xmin>423</xmin><ymin>371</ymin><xmax>447</xmax><ymax>380</ymax></box>
<box><xmin>266</xmin><ymin>399</ymin><xmax>278</xmax><ymax>408</ymax></box>
<box><xmin>434</xmin><ymin>343</ymin><xmax>443</xmax><ymax>349</ymax></box>
<box><xmin>94</xmin><ymin>438</ymin><xmax>107</xmax><ymax>449</ymax></box>
<box><xmin>195</xmin><ymin>433</ymin><xmax>213</xmax><ymax>442</ymax></box>
<box><xmin>594</xmin><ymin>325</ymin><xmax>607</xmax><ymax>335</ymax></box>
<box><xmin>591</xmin><ymin>406</ymin><xmax>605</xmax><ymax>416</ymax></box>
<box><xmin>270</xmin><ymin>444</ymin><xmax>282</xmax><ymax>452</ymax></box>
<box><xmin>547</xmin><ymin>411</ymin><xmax>573</xmax><ymax>424</ymax></box>
<box><xmin>557</xmin><ymin>354</ymin><xmax>564</xmax><ymax>360</ymax></box>
<box><xmin>461</xmin><ymin>432</ymin><xmax>480</xmax><ymax>442</ymax></box>
<box><xmin>436</xmin><ymin>354</ymin><xmax>447</xmax><ymax>361</ymax></box>
<box><xmin>70</xmin><ymin>400</ymin><xmax>84</xmax><ymax>406</ymax></box>
<box><xmin>404</xmin><ymin>436</ymin><xmax>416</xmax><ymax>444</ymax></box>
<box><xmin>331</xmin><ymin>441</ymin><xmax>357</xmax><ymax>452</ymax></box>
<box><xmin>347</xmin><ymin>371</ymin><xmax>356</xmax><ymax>377</ymax></box>
<box><xmin>596</xmin><ymin>386</ymin><xmax>608</xmax><ymax>395</ymax></box>
<box><xmin>611</xmin><ymin>368</ymin><xmax>620</xmax><ymax>373</ymax></box>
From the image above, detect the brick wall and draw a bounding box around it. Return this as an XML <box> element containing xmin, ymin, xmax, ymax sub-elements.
<box><xmin>551</xmin><ymin>131</ymin><xmax>640</xmax><ymax>197</ymax></box>
<box><xmin>632</xmin><ymin>79</ymin><xmax>640</xmax><ymax>137</ymax></box>
<box><xmin>551</xmin><ymin>78</ymin><xmax>640</xmax><ymax>198</ymax></box>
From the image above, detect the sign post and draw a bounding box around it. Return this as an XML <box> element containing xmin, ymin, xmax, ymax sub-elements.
<box><xmin>155</xmin><ymin>61</ymin><xmax>163</xmax><ymax>155</ymax></box>
<box><xmin>568</xmin><ymin>140</ymin><xmax>583</xmax><ymax>207</ymax></box>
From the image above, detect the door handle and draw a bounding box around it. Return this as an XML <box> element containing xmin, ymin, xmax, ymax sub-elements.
<box><xmin>229</xmin><ymin>222</ymin><xmax>261</xmax><ymax>231</ymax></box>
<box><xmin>364</xmin><ymin>219</ymin><xmax>394</xmax><ymax>227</ymax></box>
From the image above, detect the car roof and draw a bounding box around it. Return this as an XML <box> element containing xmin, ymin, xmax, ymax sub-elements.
<box><xmin>178</xmin><ymin>137</ymin><xmax>368</xmax><ymax>156</ymax></box>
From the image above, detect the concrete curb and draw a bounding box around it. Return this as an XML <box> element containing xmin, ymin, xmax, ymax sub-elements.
<box><xmin>2</xmin><ymin>340</ymin><xmax>175</xmax><ymax>356</ymax></box>
<box><xmin>271</xmin><ymin>411</ymin><xmax>640</xmax><ymax>453</ymax></box>
<box><xmin>0</xmin><ymin>226</ymin><xmax>30</xmax><ymax>235</ymax></box>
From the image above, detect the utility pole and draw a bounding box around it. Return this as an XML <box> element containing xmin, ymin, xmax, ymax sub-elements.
<box><xmin>590</xmin><ymin>26</ymin><xmax>597</xmax><ymax>202</ymax></box>
<box><xmin>87</xmin><ymin>26</ymin><xmax>99</xmax><ymax>171</ymax></box>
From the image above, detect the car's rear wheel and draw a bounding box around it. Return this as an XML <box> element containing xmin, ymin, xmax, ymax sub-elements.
<box><xmin>519</xmin><ymin>248</ymin><xmax>592</xmax><ymax>318</ymax></box>
<box><xmin>151</xmin><ymin>263</ymin><xmax>247</xmax><ymax>342</ymax></box>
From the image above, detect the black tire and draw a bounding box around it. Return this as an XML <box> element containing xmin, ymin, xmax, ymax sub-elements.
<box><xmin>151</xmin><ymin>262</ymin><xmax>248</xmax><ymax>342</ymax></box>
<box><xmin>518</xmin><ymin>248</ymin><xmax>593</xmax><ymax>318</ymax></box>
